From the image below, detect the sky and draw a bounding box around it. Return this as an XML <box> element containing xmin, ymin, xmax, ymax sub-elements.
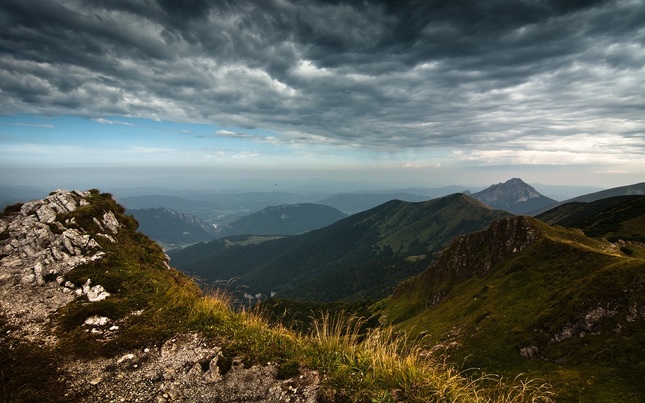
<box><xmin>1</xmin><ymin>0</ymin><xmax>644</xmax><ymax>192</ymax></box>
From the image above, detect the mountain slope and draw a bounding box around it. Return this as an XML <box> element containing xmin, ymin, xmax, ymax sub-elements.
<box><xmin>471</xmin><ymin>178</ymin><xmax>558</xmax><ymax>214</ymax></box>
<box><xmin>316</xmin><ymin>192</ymin><xmax>429</xmax><ymax>214</ymax></box>
<box><xmin>378</xmin><ymin>215</ymin><xmax>645</xmax><ymax>401</ymax></box>
<box><xmin>170</xmin><ymin>193</ymin><xmax>512</xmax><ymax>301</ymax></box>
<box><xmin>562</xmin><ymin>182</ymin><xmax>645</xmax><ymax>203</ymax></box>
<box><xmin>0</xmin><ymin>189</ymin><xmax>551</xmax><ymax>402</ymax></box>
<box><xmin>531</xmin><ymin>182</ymin><xmax>645</xmax><ymax>216</ymax></box>
<box><xmin>216</xmin><ymin>203</ymin><xmax>347</xmax><ymax>238</ymax></box>
<box><xmin>536</xmin><ymin>195</ymin><xmax>645</xmax><ymax>242</ymax></box>
<box><xmin>127</xmin><ymin>207</ymin><xmax>216</xmax><ymax>248</ymax></box>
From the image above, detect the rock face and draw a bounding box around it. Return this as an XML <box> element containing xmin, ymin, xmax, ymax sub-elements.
<box><xmin>0</xmin><ymin>189</ymin><xmax>110</xmax><ymax>342</ymax></box>
<box><xmin>0</xmin><ymin>189</ymin><xmax>320</xmax><ymax>402</ymax></box>
<box><xmin>431</xmin><ymin>216</ymin><xmax>540</xmax><ymax>279</ymax></box>
<box><xmin>395</xmin><ymin>216</ymin><xmax>541</xmax><ymax>307</ymax></box>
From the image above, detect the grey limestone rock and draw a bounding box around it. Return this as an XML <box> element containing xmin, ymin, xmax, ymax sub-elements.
<box><xmin>0</xmin><ymin>189</ymin><xmax>109</xmax><ymax>342</ymax></box>
<box><xmin>1</xmin><ymin>189</ymin><xmax>321</xmax><ymax>402</ymax></box>
<box><xmin>102</xmin><ymin>211</ymin><xmax>120</xmax><ymax>234</ymax></box>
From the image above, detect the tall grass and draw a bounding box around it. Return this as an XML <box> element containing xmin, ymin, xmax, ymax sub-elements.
<box><xmin>302</xmin><ymin>311</ymin><xmax>555</xmax><ymax>402</ymax></box>
<box><xmin>178</xmin><ymin>288</ymin><xmax>556</xmax><ymax>401</ymax></box>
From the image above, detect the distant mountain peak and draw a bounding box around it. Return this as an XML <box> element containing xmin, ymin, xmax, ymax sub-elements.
<box><xmin>471</xmin><ymin>178</ymin><xmax>557</xmax><ymax>214</ymax></box>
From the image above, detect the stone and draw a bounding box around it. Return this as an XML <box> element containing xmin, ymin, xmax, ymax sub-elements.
<box><xmin>117</xmin><ymin>353</ymin><xmax>136</xmax><ymax>364</ymax></box>
<box><xmin>20</xmin><ymin>200</ymin><xmax>44</xmax><ymax>215</ymax></box>
<box><xmin>33</xmin><ymin>261</ymin><xmax>45</xmax><ymax>286</ymax></box>
<box><xmin>87</xmin><ymin>284</ymin><xmax>110</xmax><ymax>302</ymax></box>
<box><xmin>519</xmin><ymin>346</ymin><xmax>539</xmax><ymax>359</ymax></box>
<box><xmin>84</xmin><ymin>316</ymin><xmax>110</xmax><ymax>326</ymax></box>
<box><xmin>102</xmin><ymin>211</ymin><xmax>120</xmax><ymax>234</ymax></box>
<box><xmin>21</xmin><ymin>273</ymin><xmax>36</xmax><ymax>284</ymax></box>
<box><xmin>51</xmin><ymin>247</ymin><xmax>65</xmax><ymax>261</ymax></box>
<box><xmin>54</xmin><ymin>192</ymin><xmax>79</xmax><ymax>212</ymax></box>
<box><xmin>36</xmin><ymin>205</ymin><xmax>57</xmax><ymax>223</ymax></box>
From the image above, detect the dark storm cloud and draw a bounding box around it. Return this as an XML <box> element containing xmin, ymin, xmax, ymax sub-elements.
<box><xmin>1</xmin><ymin>0</ymin><xmax>644</xmax><ymax>155</ymax></box>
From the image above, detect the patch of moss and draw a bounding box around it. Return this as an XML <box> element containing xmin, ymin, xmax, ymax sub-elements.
<box><xmin>277</xmin><ymin>359</ymin><xmax>300</xmax><ymax>379</ymax></box>
<box><xmin>1</xmin><ymin>202</ymin><xmax>23</xmax><ymax>217</ymax></box>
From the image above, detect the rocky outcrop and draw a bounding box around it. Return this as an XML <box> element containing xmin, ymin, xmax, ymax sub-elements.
<box><xmin>552</xmin><ymin>302</ymin><xmax>645</xmax><ymax>344</ymax></box>
<box><xmin>395</xmin><ymin>216</ymin><xmax>541</xmax><ymax>307</ymax></box>
<box><xmin>0</xmin><ymin>189</ymin><xmax>114</xmax><ymax>342</ymax></box>
<box><xmin>1</xmin><ymin>189</ymin><xmax>320</xmax><ymax>402</ymax></box>
<box><xmin>433</xmin><ymin>216</ymin><xmax>540</xmax><ymax>279</ymax></box>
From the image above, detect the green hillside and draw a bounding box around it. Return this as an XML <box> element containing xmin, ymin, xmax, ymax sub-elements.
<box><xmin>170</xmin><ymin>193</ymin><xmax>512</xmax><ymax>301</ymax></box>
<box><xmin>560</xmin><ymin>182</ymin><xmax>645</xmax><ymax>203</ymax></box>
<box><xmin>536</xmin><ymin>194</ymin><xmax>645</xmax><ymax>242</ymax></box>
<box><xmin>377</xmin><ymin>215</ymin><xmax>645</xmax><ymax>401</ymax></box>
<box><xmin>127</xmin><ymin>207</ymin><xmax>216</xmax><ymax>249</ymax></box>
<box><xmin>1</xmin><ymin>190</ymin><xmax>553</xmax><ymax>402</ymax></box>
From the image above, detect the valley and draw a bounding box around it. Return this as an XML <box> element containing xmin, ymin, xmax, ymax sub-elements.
<box><xmin>163</xmin><ymin>178</ymin><xmax>645</xmax><ymax>400</ymax></box>
<box><xmin>1</xmin><ymin>179</ymin><xmax>644</xmax><ymax>401</ymax></box>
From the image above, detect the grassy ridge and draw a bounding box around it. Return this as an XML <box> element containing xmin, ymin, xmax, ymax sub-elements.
<box><xmin>537</xmin><ymin>195</ymin><xmax>645</xmax><ymax>242</ymax></box>
<box><xmin>377</xmin><ymin>216</ymin><xmax>645</xmax><ymax>401</ymax></box>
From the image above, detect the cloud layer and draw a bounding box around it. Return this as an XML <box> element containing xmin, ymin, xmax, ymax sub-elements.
<box><xmin>1</xmin><ymin>0</ymin><xmax>644</xmax><ymax>165</ymax></box>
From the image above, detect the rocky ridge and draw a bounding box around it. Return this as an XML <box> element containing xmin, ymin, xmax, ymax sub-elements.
<box><xmin>395</xmin><ymin>216</ymin><xmax>541</xmax><ymax>307</ymax></box>
<box><xmin>0</xmin><ymin>189</ymin><xmax>115</xmax><ymax>343</ymax></box>
<box><xmin>0</xmin><ymin>189</ymin><xmax>319</xmax><ymax>402</ymax></box>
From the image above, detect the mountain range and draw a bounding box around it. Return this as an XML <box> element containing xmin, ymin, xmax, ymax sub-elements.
<box><xmin>168</xmin><ymin>179</ymin><xmax>642</xmax><ymax>302</ymax></box>
<box><xmin>123</xmin><ymin>178</ymin><xmax>557</xmax><ymax>251</ymax></box>
<box><xmin>127</xmin><ymin>203</ymin><xmax>347</xmax><ymax>249</ymax></box>
<box><xmin>2</xmin><ymin>181</ymin><xmax>645</xmax><ymax>400</ymax></box>
<box><xmin>2</xmin><ymin>188</ymin><xmax>575</xmax><ymax>402</ymax></box>
<box><xmin>169</xmin><ymin>193</ymin><xmax>512</xmax><ymax>301</ymax></box>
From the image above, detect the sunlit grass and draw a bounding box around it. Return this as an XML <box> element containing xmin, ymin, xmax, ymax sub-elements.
<box><xmin>139</xmin><ymin>278</ymin><xmax>556</xmax><ymax>401</ymax></box>
<box><xmin>301</xmin><ymin>311</ymin><xmax>555</xmax><ymax>402</ymax></box>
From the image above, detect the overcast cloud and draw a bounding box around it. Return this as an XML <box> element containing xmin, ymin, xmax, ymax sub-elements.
<box><xmin>1</xmin><ymin>0</ymin><xmax>644</xmax><ymax>187</ymax></box>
